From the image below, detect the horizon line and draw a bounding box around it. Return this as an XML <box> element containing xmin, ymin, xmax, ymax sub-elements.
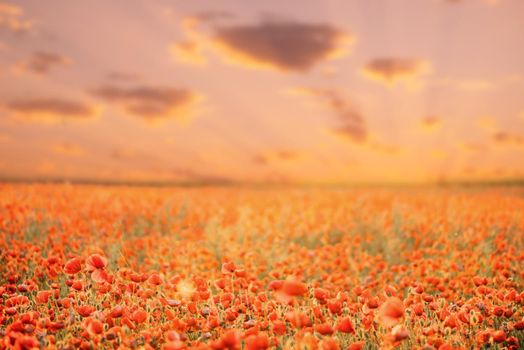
<box><xmin>2</xmin><ymin>176</ymin><xmax>524</xmax><ymax>188</ymax></box>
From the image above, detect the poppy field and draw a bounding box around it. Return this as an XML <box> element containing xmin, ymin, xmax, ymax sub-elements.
<box><xmin>0</xmin><ymin>184</ymin><xmax>523</xmax><ymax>350</ymax></box>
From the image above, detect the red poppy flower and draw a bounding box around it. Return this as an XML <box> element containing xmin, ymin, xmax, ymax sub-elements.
<box><xmin>132</xmin><ymin>309</ymin><xmax>148</xmax><ymax>324</ymax></box>
<box><xmin>76</xmin><ymin>305</ymin><xmax>96</xmax><ymax>317</ymax></box>
<box><xmin>64</xmin><ymin>257</ymin><xmax>82</xmax><ymax>274</ymax></box>
<box><xmin>86</xmin><ymin>254</ymin><xmax>108</xmax><ymax>272</ymax></box>
<box><xmin>245</xmin><ymin>332</ymin><xmax>269</xmax><ymax>350</ymax></box>
<box><xmin>391</xmin><ymin>325</ymin><xmax>409</xmax><ymax>342</ymax></box>
<box><xmin>336</xmin><ymin>317</ymin><xmax>355</xmax><ymax>334</ymax></box>
<box><xmin>379</xmin><ymin>297</ymin><xmax>405</xmax><ymax>327</ymax></box>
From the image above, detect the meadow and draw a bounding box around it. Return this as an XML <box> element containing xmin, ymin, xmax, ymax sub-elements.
<box><xmin>0</xmin><ymin>184</ymin><xmax>523</xmax><ymax>349</ymax></box>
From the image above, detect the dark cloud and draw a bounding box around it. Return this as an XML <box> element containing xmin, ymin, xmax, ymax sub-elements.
<box><xmin>330</xmin><ymin>124</ymin><xmax>368</xmax><ymax>143</ymax></box>
<box><xmin>421</xmin><ymin>116</ymin><xmax>441</xmax><ymax>126</ymax></box>
<box><xmin>362</xmin><ymin>58</ymin><xmax>428</xmax><ymax>84</ymax></box>
<box><xmin>294</xmin><ymin>88</ymin><xmax>367</xmax><ymax>143</ymax></box>
<box><xmin>252</xmin><ymin>154</ymin><xmax>268</xmax><ymax>165</ymax></box>
<box><xmin>90</xmin><ymin>85</ymin><xmax>200</xmax><ymax>122</ymax></box>
<box><xmin>16</xmin><ymin>51</ymin><xmax>70</xmax><ymax>74</ymax></box>
<box><xmin>493</xmin><ymin>131</ymin><xmax>524</xmax><ymax>145</ymax></box>
<box><xmin>105</xmin><ymin>71</ymin><xmax>142</xmax><ymax>82</ymax></box>
<box><xmin>4</xmin><ymin>98</ymin><xmax>98</xmax><ymax>123</ymax></box>
<box><xmin>111</xmin><ymin>147</ymin><xmax>138</xmax><ymax>161</ymax></box>
<box><xmin>212</xmin><ymin>20</ymin><xmax>351</xmax><ymax>72</ymax></box>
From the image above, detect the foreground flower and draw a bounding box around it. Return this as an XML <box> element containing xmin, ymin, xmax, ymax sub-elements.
<box><xmin>379</xmin><ymin>297</ymin><xmax>405</xmax><ymax>327</ymax></box>
<box><xmin>64</xmin><ymin>257</ymin><xmax>82</xmax><ymax>274</ymax></box>
<box><xmin>336</xmin><ymin>317</ymin><xmax>355</xmax><ymax>334</ymax></box>
<box><xmin>86</xmin><ymin>254</ymin><xmax>108</xmax><ymax>271</ymax></box>
<box><xmin>391</xmin><ymin>324</ymin><xmax>409</xmax><ymax>342</ymax></box>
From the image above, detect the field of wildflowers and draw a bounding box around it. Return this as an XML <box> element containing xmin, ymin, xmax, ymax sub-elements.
<box><xmin>1</xmin><ymin>184</ymin><xmax>523</xmax><ymax>349</ymax></box>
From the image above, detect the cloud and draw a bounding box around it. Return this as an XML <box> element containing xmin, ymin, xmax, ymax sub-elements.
<box><xmin>361</xmin><ymin>58</ymin><xmax>430</xmax><ymax>85</ymax></box>
<box><xmin>330</xmin><ymin>124</ymin><xmax>367</xmax><ymax>143</ymax></box>
<box><xmin>90</xmin><ymin>85</ymin><xmax>202</xmax><ymax>123</ymax></box>
<box><xmin>0</xmin><ymin>2</ymin><xmax>32</xmax><ymax>33</ymax></box>
<box><xmin>253</xmin><ymin>149</ymin><xmax>304</xmax><ymax>165</ymax></box>
<box><xmin>172</xmin><ymin>17</ymin><xmax>352</xmax><ymax>72</ymax></box>
<box><xmin>291</xmin><ymin>87</ymin><xmax>367</xmax><ymax>143</ymax></box>
<box><xmin>430</xmin><ymin>149</ymin><xmax>448</xmax><ymax>159</ymax></box>
<box><xmin>212</xmin><ymin>20</ymin><xmax>351</xmax><ymax>72</ymax></box>
<box><xmin>420</xmin><ymin>116</ymin><xmax>443</xmax><ymax>132</ymax></box>
<box><xmin>171</xmin><ymin>17</ymin><xmax>209</xmax><ymax>66</ymax></box>
<box><xmin>14</xmin><ymin>51</ymin><xmax>71</xmax><ymax>75</ymax></box>
<box><xmin>369</xmin><ymin>141</ymin><xmax>404</xmax><ymax>154</ymax></box>
<box><xmin>111</xmin><ymin>147</ymin><xmax>140</xmax><ymax>160</ymax></box>
<box><xmin>106</xmin><ymin>71</ymin><xmax>142</xmax><ymax>82</ymax></box>
<box><xmin>50</xmin><ymin>143</ymin><xmax>85</xmax><ymax>156</ymax></box>
<box><xmin>171</xmin><ymin>40</ymin><xmax>207</xmax><ymax>66</ymax></box>
<box><xmin>3</xmin><ymin>98</ymin><xmax>100</xmax><ymax>123</ymax></box>
<box><xmin>458</xmin><ymin>142</ymin><xmax>486</xmax><ymax>153</ymax></box>
<box><xmin>492</xmin><ymin>131</ymin><xmax>524</xmax><ymax>146</ymax></box>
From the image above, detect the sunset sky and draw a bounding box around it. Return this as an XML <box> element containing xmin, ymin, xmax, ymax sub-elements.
<box><xmin>1</xmin><ymin>0</ymin><xmax>524</xmax><ymax>184</ymax></box>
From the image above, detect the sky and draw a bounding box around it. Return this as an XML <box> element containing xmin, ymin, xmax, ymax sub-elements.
<box><xmin>0</xmin><ymin>0</ymin><xmax>524</xmax><ymax>184</ymax></box>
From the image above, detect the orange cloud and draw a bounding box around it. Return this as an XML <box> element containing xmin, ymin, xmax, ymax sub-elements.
<box><xmin>361</xmin><ymin>58</ymin><xmax>430</xmax><ymax>85</ymax></box>
<box><xmin>430</xmin><ymin>149</ymin><xmax>448</xmax><ymax>159</ymax></box>
<box><xmin>171</xmin><ymin>40</ymin><xmax>207</xmax><ymax>66</ymax></box>
<box><xmin>458</xmin><ymin>142</ymin><xmax>486</xmax><ymax>153</ymax></box>
<box><xmin>253</xmin><ymin>149</ymin><xmax>305</xmax><ymax>165</ymax></box>
<box><xmin>369</xmin><ymin>141</ymin><xmax>404</xmax><ymax>154</ymax></box>
<box><xmin>0</xmin><ymin>2</ymin><xmax>32</xmax><ymax>33</ymax></box>
<box><xmin>3</xmin><ymin>98</ymin><xmax>100</xmax><ymax>123</ymax></box>
<box><xmin>14</xmin><ymin>51</ymin><xmax>71</xmax><ymax>75</ymax></box>
<box><xmin>51</xmin><ymin>143</ymin><xmax>85</xmax><ymax>156</ymax></box>
<box><xmin>90</xmin><ymin>85</ymin><xmax>202</xmax><ymax>123</ymax></box>
<box><xmin>420</xmin><ymin>116</ymin><xmax>443</xmax><ymax>132</ymax></box>
<box><xmin>493</xmin><ymin>131</ymin><xmax>524</xmax><ymax>146</ymax></box>
<box><xmin>476</xmin><ymin>116</ymin><xmax>497</xmax><ymax>132</ymax></box>
<box><xmin>111</xmin><ymin>147</ymin><xmax>139</xmax><ymax>161</ymax></box>
<box><xmin>170</xmin><ymin>15</ymin><xmax>220</xmax><ymax>67</ymax></box>
<box><xmin>173</xmin><ymin>17</ymin><xmax>352</xmax><ymax>73</ymax></box>
<box><xmin>291</xmin><ymin>87</ymin><xmax>367</xmax><ymax>143</ymax></box>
